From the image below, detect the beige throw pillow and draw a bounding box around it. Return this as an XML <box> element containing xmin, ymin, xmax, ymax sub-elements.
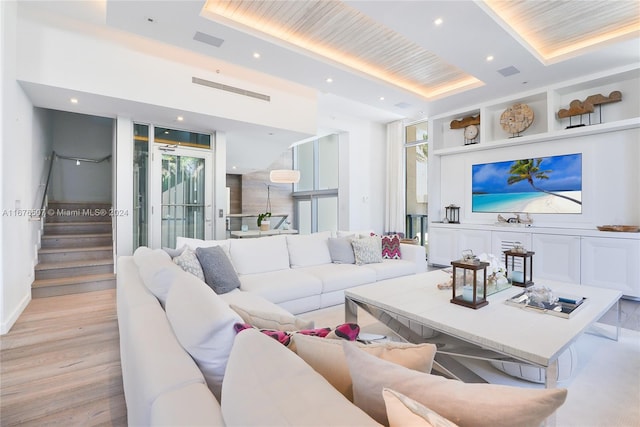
<box><xmin>293</xmin><ymin>334</ymin><xmax>437</xmax><ymax>401</ymax></box>
<box><xmin>383</xmin><ymin>388</ymin><xmax>459</xmax><ymax>427</ymax></box>
<box><xmin>343</xmin><ymin>341</ymin><xmax>567</xmax><ymax>427</ymax></box>
<box><xmin>230</xmin><ymin>304</ymin><xmax>314</xmax><ymax>331</ymax></box>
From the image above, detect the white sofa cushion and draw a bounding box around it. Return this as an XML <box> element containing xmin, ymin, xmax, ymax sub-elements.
<box><xmin>362</xmin><ymin>259</ymin><xmax>417</xmax><ymax>281</ymax></box>
<box><xmin>295</xmin><ymin>264</ymin><xmax>376</xmax><ymax>293</ymax></box>
<box><xmin>150</xmin><ymin>383</ymin><xmax>224</xmax><ymax>426</ymax></box>
<box><xmin>229</xmin><ymin>235</ymin><xmax>290</xmax><ymax>275</ymax></box>
<box><xmin>238</xmin><ymin>269</ymin><xmax>322</xmax><ymax>305</ymax></box>
<box><xmin>221</xmin><ymin>329</ymin><xmax>380</xmax><ymax>426</ymax></box>
<box><xmin>164</xmin><ymin>271</ymin><xmax>243</xmax><ymax>401</ymax></box>
<box><xmin>286</xmin><ymin>232</ymin><xmax>333</xmax><ymax>267</ymax></box>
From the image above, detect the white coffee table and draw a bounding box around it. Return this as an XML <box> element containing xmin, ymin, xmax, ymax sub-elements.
<box><xmin>345</xmin><ymin>270</ymin><xmax>622</xmax><ymax>389</ymax></box>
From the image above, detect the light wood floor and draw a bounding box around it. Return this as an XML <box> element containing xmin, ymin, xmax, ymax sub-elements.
<box><xmin>0</xmin><ymin>289</ymin><xmax>126</xmax><ymax>426</ymax></box>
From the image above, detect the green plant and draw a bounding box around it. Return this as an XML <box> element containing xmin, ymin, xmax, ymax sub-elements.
<box><xmin>257</xmin><ymin>212</ymin><xmax>271</xmax><ymax>227</ymax></box>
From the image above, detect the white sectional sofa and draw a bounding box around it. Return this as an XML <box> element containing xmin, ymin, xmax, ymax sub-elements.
<box><xmin>117</xmin><ymin>243</ymin><xmax>567</xmax><ymax>426</ymax></box>
<box><xmin>177</xmin><ymin>232</ymin><xmax>427</xmax><ymax>314</ymax></box>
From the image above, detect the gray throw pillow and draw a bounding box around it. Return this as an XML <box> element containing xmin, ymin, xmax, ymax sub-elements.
<box><xmin>195</xmin><ymin>246</ymin><xmax>241</xmax><ymax>294</ymax></box>
<box><xmin>327</xmin><ymin>237</ymin><xmax>356</xmax><ymax>264</ymax></box>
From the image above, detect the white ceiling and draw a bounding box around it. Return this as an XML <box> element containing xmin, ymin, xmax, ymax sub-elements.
<box><xmin>16</xmin><ymin>1</ymin><xmax>640</xmax><ymax>173</ymax></box>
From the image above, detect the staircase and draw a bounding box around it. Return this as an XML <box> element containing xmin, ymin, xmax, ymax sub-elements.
<box><xmin>32</xmin><ymin>201</ymin><xmax>115</xmax><ymax>298</ymax></box>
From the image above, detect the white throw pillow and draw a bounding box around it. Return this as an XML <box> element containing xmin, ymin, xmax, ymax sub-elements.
<box><xmin>286</xmin><ymin>233</ymin><xmax>332</xmax><ymax>267</ymax></box>
<box><xmin>164</xmin><ymin>272</ymin><xmax>243</xmax><ymax>400</ymax></box>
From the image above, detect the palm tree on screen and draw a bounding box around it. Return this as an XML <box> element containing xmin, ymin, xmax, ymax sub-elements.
<box><xmin>507</xmin><ymin>159</ymin><xmax>581</xmax><ymax>205</ymax></box>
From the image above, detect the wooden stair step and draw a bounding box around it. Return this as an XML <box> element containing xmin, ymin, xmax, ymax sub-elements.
<box><xmin>32</xmin><ymin>274</ymin><xmax>116</xmax><ymax>298</ymax></box>
<box><xmin>41</xmin><ymin>234</ymin><xmax>113</xmax><ymax>249</ymax></box>
<box><xmin>38</xmin><ymin>246</ymin><xmax>113</xmax><ymax>263</ymax></box>
<box><xmin>35</xmin><ymin>259</ymin><xmax>114</xmax><ymax>280</ymax></box>
<box><xmin>44</xmin><ymin>222</ymin><xmax>112</xmax><ymax>234</ymax></box>
<box><xmin>39</xmin><ymin>246</ymin><xmax>113</xmax><ymax>254</ymax></box>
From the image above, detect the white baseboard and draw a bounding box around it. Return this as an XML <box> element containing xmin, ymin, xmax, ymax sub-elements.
<box><xmin>1</xmin><ymin>290</ymin><xmax>31</xmax><ymax>335</ymax></box>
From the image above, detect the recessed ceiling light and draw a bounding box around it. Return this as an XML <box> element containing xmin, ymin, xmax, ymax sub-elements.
<box><xmin>232</xmin><ymin>166</ymin><xmax>237</xmax><ymax>170</ymax></box>
<box><xmin>70</xmin><ymin>98</ymin><xmax>78</xmax><ymax>104</ymax></box>
<box><xmin>486</xmin><ymin>55</ymin><xmax>494</xmax><ymax>62</ymax></box>
<box><xmin>326</xmin><ymin>77</ymin><xmax>333</xmax><ymax>83</ymax></box>
<box><xmin>379</xmin><ymin>96</ymin><xmax>385</xmax><ymax>101</ymax></box>
<box><xmin>434</xmin><ymin>18</ymin><xmax>443</xmax><ymax>26</ymax></box>
<box><xmin>177</xmin><ymin>116</ymin><xmax>184</xmax><ymax>121</ymax></box>
<box><xmin>253</xmin><ymin>52</ymin><xmax>261</xmax><ymax>59</ymax></box>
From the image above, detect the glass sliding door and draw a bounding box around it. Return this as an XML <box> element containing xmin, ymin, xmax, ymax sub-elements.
<box><xmin>152</xmin><ymin>146</ymin><xmax>213</xmax><ymax>249</ymax></box>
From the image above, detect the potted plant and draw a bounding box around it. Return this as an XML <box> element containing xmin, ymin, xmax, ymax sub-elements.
<box><xmin>257</xmin><ymin>212</ymin><xmax>271</xmax><ymax>231</ymax></box>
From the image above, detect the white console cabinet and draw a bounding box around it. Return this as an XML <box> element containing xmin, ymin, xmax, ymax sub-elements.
<box><xmin>429</xmin><ymin>223</ymin><xmax>640</xmax><ymax>298</ymax></box>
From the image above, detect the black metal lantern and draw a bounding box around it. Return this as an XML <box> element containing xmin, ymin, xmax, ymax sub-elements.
<box><xmin>504</xmin><ymin>247</ymin><xmax>535</xmax><ymax>287</ymax></box>
<box><xmin>444</xmin><ymin>204</ymin><xmax>460</xmax><ymax>224</ymax></box>
<box><xmin>451</xmin><ymin>257</ymin><xmax>489</xmax><ymax>309</ymax></box>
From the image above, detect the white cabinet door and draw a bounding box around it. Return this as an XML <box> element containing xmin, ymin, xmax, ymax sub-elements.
<box><xmin>532</xmin><ymin>234</ymin><xmax>581</xmax><ymax>283</ymax></box>
<box><xmin>491</xmin><ymin>230</ymin><xmax>532</xmax><ymax>263</ymax></box>
<box><xmin>581</xmin><ymin>237</ymin><xmax>640</xmax><ymax>298</ymax></box>
<box><xmin>429</xmin><ymin>227</ymin><xmax>491</xmax><ymax>266</ymax></box>
<box><xmin>428</xmin><ymin>227</ymin><xmax>458</xmax><ymax>266</ymax></box>
<box><xmin>458</xmin><ymin>229</ymin><xmax>492</xmax><ymax>256</ymax></box>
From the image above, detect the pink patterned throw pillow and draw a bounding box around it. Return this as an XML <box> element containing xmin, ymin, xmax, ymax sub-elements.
<box><xmin>372</xmin><ymin>233</ymin><xmax>402</xmax><ymax>259</ymax></box>
<box><xmin>234</xmin><ymin>323</ymin><xmax>360</xmax><ymax>348</ymax></box>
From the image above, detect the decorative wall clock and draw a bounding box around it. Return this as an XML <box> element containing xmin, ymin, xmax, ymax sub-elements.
<box><xmin>450</xmin><ymin>114</ymin><xmax>480</xmax><ymax>145</ymax></box>
<box><xmin>500</xmin><ymin>103</ymin><xmax>534</xmax><ymax>137</ymax></box>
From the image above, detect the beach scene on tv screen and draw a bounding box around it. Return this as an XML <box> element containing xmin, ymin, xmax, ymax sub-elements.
<box><xmin>472</xmin><ymin>153</ymin><xmax>582</xmax><ymax>214</ymax></box>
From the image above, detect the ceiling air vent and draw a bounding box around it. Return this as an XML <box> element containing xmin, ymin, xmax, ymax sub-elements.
<box><xmin>497</xmin><ymin>66</ymin><xmax>521</xmax><ymax>77</ymax></box>
<box><xmin>193</xmin><ymin>31</ymin><xmax>225</xmax><ymax>48</ymax></box>
<box><xmin>394</xmin><ymin>102</ymin><xmax>412</xmax><ymax>109</ymax></box>
<box><xmin>192</xmin><ymin>77</ymin><xmax>270</xmax><ymax>102</ymax></box>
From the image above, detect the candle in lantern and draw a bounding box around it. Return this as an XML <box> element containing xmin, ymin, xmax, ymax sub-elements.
<box><xmin>511</xmin><ymin>270</ymin><xmax>524</xmax><ymax>283</ymax></box>
<box><xmin>462</xmin><ymin>285</ymin><xmax>474</xmax><ymax>302</ymax></box>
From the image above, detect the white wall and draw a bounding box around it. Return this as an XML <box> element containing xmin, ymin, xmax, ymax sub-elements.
<box><xmin>327</xmin><ymin>116</ymin><xmax>386</xmax><ymax>233</ymax></box>
<box><xmin>49</xmin><ymin>111</ymin><xmax>113</xmax><ymax>202</ymax></box>
<box><xmin>16</xmin><ymin>9</ymin><xmax>317</xmax><ymax>137</ymax></box>
<box><xmin>1</xmin><ymin>1</ymin><xmax>53</xmax><ymax>334</ymax></box>
<box><xmin>436</xmin><ymin>128</ymin><xmax>640</xmax><ymax>228</ymax></box>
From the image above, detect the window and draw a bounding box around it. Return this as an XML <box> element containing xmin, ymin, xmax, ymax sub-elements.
<box><xmin>405</xmin><ymin>120</ymin><xmax>428</xmax><ymax>249</ymax></box>
<box><xmin>293</xmin><ymin>134</ymin><xmax>339</xmax><ymax>234</ymax></box>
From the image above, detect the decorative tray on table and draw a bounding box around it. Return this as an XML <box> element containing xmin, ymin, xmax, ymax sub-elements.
<box><xmin>505</xmin><ymin>292</ymin><xmax>587</xmax><ymax>319</ymax></box>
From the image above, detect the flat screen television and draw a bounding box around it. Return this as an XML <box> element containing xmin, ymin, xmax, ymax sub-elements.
<box><xmin>472</xmin><ymin>153</ymin><xmax>582</xmax><ymax>214</ymax></box>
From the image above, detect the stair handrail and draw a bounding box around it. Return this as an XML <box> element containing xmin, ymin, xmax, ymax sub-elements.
<box><xmin>30</xmin><ymin>151</ymin><xmax>56</xmax><ymax>221</ymax></box>
<box><xmin>56</xmin><ymin>153</ymin><xmax>112</xmax><ymax>163</ymax></box>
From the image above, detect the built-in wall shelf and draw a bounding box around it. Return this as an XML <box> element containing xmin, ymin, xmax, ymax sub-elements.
<box><xmin>430</xmin><ymin>65</ymin><xmax>640</xmax><ymax>156</ymax></box>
